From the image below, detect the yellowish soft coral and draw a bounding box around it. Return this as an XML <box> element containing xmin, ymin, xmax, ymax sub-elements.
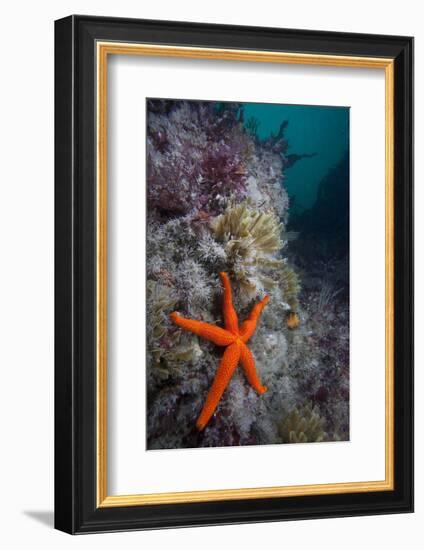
<box><xmin>147</xmin><ymin>280</ymin><xmax>203</xmax><ymax>379</ymax></box>
<box><xmin>211</xmin><ymin>200</ymin><xmax>284</xmax><ymax>295</ymax></box>
<box><xmin>278</xmin><ymin>403</ymin><xmax>328</xmax><ymax>443</ymax></box>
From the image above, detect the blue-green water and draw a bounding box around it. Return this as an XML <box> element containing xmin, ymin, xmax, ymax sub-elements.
<box><xmin>243</xmin><ymin>103</ymin><xmax>349</xmax><ymax>212</ymax></box>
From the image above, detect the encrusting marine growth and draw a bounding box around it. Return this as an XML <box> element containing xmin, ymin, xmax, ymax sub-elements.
<box><xmin>170</xmin><ymin>272</ymin><xmax>269</xmax><ymax>430</ymax></box>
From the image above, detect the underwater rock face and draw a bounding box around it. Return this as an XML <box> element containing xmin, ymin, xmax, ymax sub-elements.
<box><xmin>146</xmin><ymin>99</ymin><xmax>349</xmax><ymax>449</ymax></box>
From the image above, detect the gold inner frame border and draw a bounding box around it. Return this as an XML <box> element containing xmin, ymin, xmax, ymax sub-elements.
<box><xmin>96</xmin><ymin>42</ymin><xmax>394</xmax><ymax>508</ymax></box>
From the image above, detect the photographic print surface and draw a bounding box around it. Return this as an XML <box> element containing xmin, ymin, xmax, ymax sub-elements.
<box><xmin>146</xmin><ymin>98</ymin><xmax>349</xmax><ymax>450</ymax></box>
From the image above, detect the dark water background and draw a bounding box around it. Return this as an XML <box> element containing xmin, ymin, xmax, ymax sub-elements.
<box><xmin>243</xmin><ymin>101</ymin><xmax>350</xmax><ymax>299</ymax></box>
<box><xmin>243</xmin><ymin>103</ymin><xmax>349</xmax><ymax>215</ymax></box>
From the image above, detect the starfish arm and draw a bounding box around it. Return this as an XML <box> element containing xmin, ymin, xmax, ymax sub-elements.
<box><xmin>239</xmin><ymin>295</ymin><xmax>270</xmax><ymax>342</ymax></box>
<box><xmin>219</xmin><ymin>272</ymin><xmax>239</xmax><ymax>334</ymax></box>
<box><xmin>170</xmin><ymin>312</ymin><xmax>235</xmax><ymax>346</ymax></box>
<box><xmin>239</xmin><ymin>342</ymin><xmax>267</xmax><ymax>395</ymax></box>
<box><xmin>196</xmin><ymin>342</ymin><xmax>241</xmax><ymax>430</ymax></box>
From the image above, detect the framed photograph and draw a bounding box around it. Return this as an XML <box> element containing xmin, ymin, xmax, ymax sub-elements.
<box><xmin>54</xmin><ymin>15</ymin><xmax>413</xmax><ymax>533</ymax></box>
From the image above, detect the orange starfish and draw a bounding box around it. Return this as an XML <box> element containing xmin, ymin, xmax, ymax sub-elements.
<box><xmin>170</xmin><ymin>272</ymin><xmax>269</xmax><ymax>430</ymax></box>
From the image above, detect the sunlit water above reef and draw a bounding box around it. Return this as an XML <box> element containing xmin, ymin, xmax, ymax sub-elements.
<box><xmin>243</xmin><ymin>102</ymin><xmax>349</xmax><ymax>214</ymax></box>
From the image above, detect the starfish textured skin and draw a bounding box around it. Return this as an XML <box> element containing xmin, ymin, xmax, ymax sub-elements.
<box><xmin>170</xmin><ymin>272</ymin><xmax>269</xmax><ymax>430</ymax></box>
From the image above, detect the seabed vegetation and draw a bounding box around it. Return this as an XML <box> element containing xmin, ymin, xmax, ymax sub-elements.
<box><xmin>146</xmin><ymin>99</ymin><xmax>349</xmax><ymax>449</ymax></box>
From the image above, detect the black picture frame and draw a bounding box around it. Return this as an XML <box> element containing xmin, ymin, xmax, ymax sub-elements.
<box><xmin>55</xmin><ymin>15</ymin><xmax>414</xmax><ymax>534</ymax></box>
